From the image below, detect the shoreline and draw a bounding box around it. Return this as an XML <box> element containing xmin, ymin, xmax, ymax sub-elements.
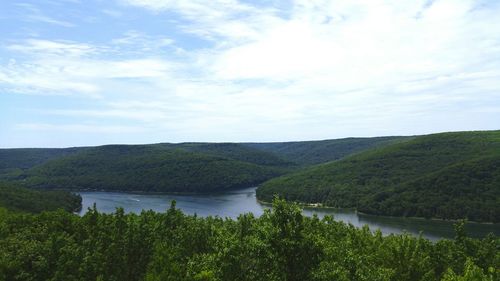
<box><xmin>48</xmin><ymin>186</ymin><xmax>258</xmax><ymax>197</ymax></box>
<box><xmin>58</xmin><ymin>187</ymin><xmax>497</xmax><ymax>225</ymax></box>
<box><xmin>257</xmin><ymin>198</ymin><xmax>356</xmax><ymax>211</ymax></box>
<box><xmin>355</xmin><ymin>210</ymin><xmax>497</xmax><ymax>225</ymax></box>
<box><xmin>257</xmin><ymin>198</ymin><xmax>498</xmax><ymax>225</ymax></box>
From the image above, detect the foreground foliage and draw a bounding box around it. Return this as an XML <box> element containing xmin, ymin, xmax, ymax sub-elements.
<box><xmin>258</xmin><ymin>131</ymin><xmax>500</xmax><ymax>222</ymax></box>
<box><xmin>0</xmin><ymin>198</ymin><xmax>498</xmax><ymax>281</ymax></box>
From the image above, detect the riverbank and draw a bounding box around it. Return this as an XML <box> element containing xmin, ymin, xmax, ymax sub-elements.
<box><xmin>77</xmin><ymin>189</ymin><xmax>500</xmax><ymax>240</ymax></box>
<box><xmin>257</xmin><ymin>198</ymin><xmax>498</xmax><ymax>225</ymax></box>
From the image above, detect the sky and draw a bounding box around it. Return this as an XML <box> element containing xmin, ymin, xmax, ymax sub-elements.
<box><xmin>0</xmin><ymin>0</ymin><xmax>499</xmax><ymax>148</ymax></box>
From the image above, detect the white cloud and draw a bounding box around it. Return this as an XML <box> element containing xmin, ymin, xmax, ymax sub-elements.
<box><xmin>111</xmin><ymin>30</ymin><xmax>174</xmax><ymax>52</ymax></box>
<box><xmin>7</xmin><ymin>39</ymin><xmax>97</xmax><ymax>57</ymax></box>
<box><xmin>121</xmin><ymin>0</ymin><xmax>254</xmax><ymax>16</ymax></box>
<box><xmin>2</xmin><ymin>0</ymin><xmax>500</xmax><ymax>146</ymax></box>
<box><xmin>192</xmin><ymin>0</ymin><xmax>500</xmax><ymax>139</ymax></box>
<box><xmin>16</xmin><ymin>2</ymin><xmax>75</xmax><ymax>27</ymax></box>
<box><xmin>0</xmin><ymin>39</ymin><xmax>174</xmax><ymax>97</ymax></box>
<box><xmin>121</xmin><ymin>0</ymin><xmax>282</xmax><ymax>41</ymax></box>
<box><xmin>16</xmin><ymin>123</ymin><xmax>146</xmax><ymax>134</ymax></box>
<box><xmin>25</xmin><ymin>14</ymin><xmax>75</xmax><ymax>27</ymax></box>
<box><xmin>102</xmin><ymin>9</ymin><xmax>123</xmax><ymax>18</ymax></box>
<box><xmin>210</xmin><ymin>0</ymin><xmax>500</xmax><ymax>85</ymax></box>
<box><xmin>44</xmin><ymin>108</ymin><xmax>169</xmax><ymax>122</ymax></box>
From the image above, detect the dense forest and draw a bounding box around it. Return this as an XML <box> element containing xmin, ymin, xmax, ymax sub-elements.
<box><xmin>0</xmin><ymin>198</ymin><xmax>498</xmax><ymax>281</ymax></box>
<box><xmin>17</xmin><ymin>144</ymin><xmax>291</xmax><ymax>193</ymax></box>
<box><xmin>0</xmin><ymin>132</ymin><xmax>498</xmax><ymax>280</ymax></box>
<box><xmin>1</xmin><ymin>131</ymin><xmax>499</xmax><ymax>222</ymax></box>
<box><xmin>244</xmin><ymin>136</ymin><xmax>408</xmax><ymax>166</ymax></box>
<box><xmin>0</xmin><ymin>147</ymin><xmax>85</xmax><ymax>171</ymax></box>
<box><xmin>0</xmin><ymin>147</ymin><xmax>85</xmax><ymax>181</ymax></box>
<box><xmin>168</xmin><ymin>143</ymin><xmax>294</xmax><ymax>167</ymax></box>
<box><xmin>0</xmin><ymin>181</ymin><xmax>81</xmax><ymax>213</ymax></box>
<box><xmin>0</xmin><ymin>137</ymin><xmax>400</xmax><ymax>193</ymax></box>
<box><xmin>257</xmin><ymin>131</ymin><xmax>500</xmax><ymax>222</ymax></box>
<box><xmin>3</xmin><ymin>144</ymin><xmax>293</xmax><ymax>192</ymax></box>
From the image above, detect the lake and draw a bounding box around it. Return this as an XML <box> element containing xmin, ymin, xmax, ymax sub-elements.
<box><xmin>78</xmin><ymin>187</ymin><xmax>500</xmax><ymax>241</ymax></box>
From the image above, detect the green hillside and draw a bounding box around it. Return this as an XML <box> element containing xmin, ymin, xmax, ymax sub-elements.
<box><xmin>20</xmin><ymin>144</ymin><xmax>290</xmax><ymax>193</ymax></box>
<box><xmin>244</xmin><ymin>136</ymin><xmax>409</xmax><ymax>166</ymax></box>
<box><xmin>0</xmin><ymin>137</ymin><xmax>407</xmax><ymax>194</ymax></box>
<box><xmin>0</xmin><ymin>147</ymin><xmax>85</xmax><ymax>179</ymax></box>
<box><xmin>166</xmin><ymin>142</ymin><xmax>294</xmax><ymax>167</ymax></box>
<box><xmin>0</xmin><ymin>181</ymin><xmax>81</xmax><ymax>213</ymax></box>
<box><xmin>3</xmin><ymin>137</ymin><xmax>402</xmax><ymax>193</ymax></box>
<box><xmin>257</xmin><ymin>131</ymin><xmax>500</xmax><ymax>222</ymax></box>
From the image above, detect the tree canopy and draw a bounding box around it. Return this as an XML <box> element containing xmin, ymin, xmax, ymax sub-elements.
<box><xmin>0</xmin><ymin>181</ymin><xmax>81</xmax><ymax>213</ymax></box>
<box><xmin>0</xmin><ymin>198</ymin><xmax>497</xmax><ymax>281</ymax></box>
<box><xmin>258</xmin><ymin>131</ymin><xmax>500</xmax><ymax>222</ymax></box>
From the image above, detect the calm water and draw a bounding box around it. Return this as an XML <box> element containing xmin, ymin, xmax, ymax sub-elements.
<box><xmin>78</xmin><ymin>187</ymin><xmax>500</xmax><ymax>241</ymax></box>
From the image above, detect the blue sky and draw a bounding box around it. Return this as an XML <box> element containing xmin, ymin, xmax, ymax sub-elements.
<box><xmin>1</xmin><ymin>0</ymin><xmax>499</xmax><ymax>148</ymax></box>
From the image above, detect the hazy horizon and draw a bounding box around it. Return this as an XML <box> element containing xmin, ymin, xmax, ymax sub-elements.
<box><xmin>1</xmin><ymin>0</ymin><xmax>500</xmax><ymax>147</ymax></box>
<box><xmin>2</xmin><ymin>128</ymin><xmax>499</xmax><ymax>149</ymax></box>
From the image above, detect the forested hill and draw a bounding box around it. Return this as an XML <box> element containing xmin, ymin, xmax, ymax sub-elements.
<box><xmin>257</xmin><ymin>130</ymin><xmax>500</xmax><ymax>222</ymax></box>
<box><xmin>162</xmin><ymin>142</ymin><xmax>294</xmax><ymax>167</ymax></box>
<box><xmin>16</xmin><ymin>144</ymin><xmax>293</xmax><ymax>193</ymax></box>
<box><xmin>0</xmin><ymin>137</ymin><xmax>406</xmax><ymax>193</ymax></box>
<box><xmin>0</xmin><ymin>147</ymin><xmax>85</xmax><ymax>172</ymax></box>
<box><xmin>0</xmin><ymin>181</ymin><xmax>81</xmax><ymax>213</ymax></box>
<box><xmin>244</xmin><ymin>136</ymin><xmax>409</xmax><ymax>166</ymax></box>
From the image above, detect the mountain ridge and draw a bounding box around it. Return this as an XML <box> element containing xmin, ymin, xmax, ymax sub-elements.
<box><xmin>257</xmin><ymin>130</ymin><xmax>500</xmax><ymax>222</ymax></box>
